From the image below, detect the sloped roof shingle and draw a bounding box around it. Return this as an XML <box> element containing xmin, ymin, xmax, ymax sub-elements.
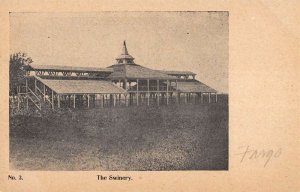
<box><xmin>28</xmin><ymin>64</ymin><xmax>113</xmax><ymax>73</ymax></box>
<box><xmin>109</xmin><ymin>64</ymin><xmax>177</xmax><ymax>80</ymax></box>
<box><xmin>157</xmin><ymin>70</ymin><xmax>196</xmax><ymax>75</ymax></box>
<box><xmin>35</xmin><ymin>76</ymin><xmax>126</xmax><ymax>94</ymax></box>
<box><xmin>171</xmin><ymin>80</ymin><xmax>217</xmax><ymax>93</ymax></box>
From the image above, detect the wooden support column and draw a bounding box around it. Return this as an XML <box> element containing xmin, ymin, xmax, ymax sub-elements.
<box><xmin>94</xmin><ymin>94</ymin><xmax>96</xmax><ymax>107</ymax></box>
<box><xmin>157</xmin><ymin>80</ymin><xmax>159</xmax><ymax>106</ymax></box>
<box><xmin>215</xmin><ymin>93</ymin><xmax>218</xmax><ymax>103</ymax></box>
<box><xmin>34</xmin><ymin>79</ymin><xmax>37</xmax><ymax>92</ymax></box>
<box><xmin>58</xmin><ymin>95</ymin><xmax>60</xmax><ymax>108</ymax></box>
<box><xmin>100</xmin><ymin>94</ymin><xmax>104</xmax><ymax>108</ymax></box>
<box><xmin>113</xmin><ymin>94</ymin><xmax>116</xmax><ymax>107</ymax></box>
<box><xmin>109</xmin><ymin>94</ymin><xmax>112</xmax><ymax>107</ymax></box>
<box><xmin>129</xmin><ymin>94</ymin><xmax>131</xmax><ymax>105</ymax></box>
<box><xmin>124</xmin><ymin>79</ymin><xmax>127</xmax><ymax>90</ymax></box>
<box><xmin>147</xmin><ymin>79</ymin><xmax>150</xmax><ymax>106</ymax></box>
<box><xmin>208</xmin><ymin>93</ymin><xmax>211</xmax><ymax>103</ymax></box>
<box><xmin>201</xmin><ymin>93</ymin><xmax>203</xmax><ymax>103</ymax></box>
<box><xmin>51</xmin><ymin>90</ymin><xmax>54</xmax><ymax>109</ymax></box>
<box><xmin>25</xmin><ymin>78</ymin><xmax>28</xmax><ymax>109</ymax></box>
<box><xmin>26</xmin><ymin>96</ymin><xmax>29</xmax><ymax>109</ymax></box>
<box><xmin>17</xmin><ymin>92</ymin><xmax>20</xmax><ymax>111</ymax></box>
<box><xmin>43</xmin><ymin>84</ymin><xmax>46</xmax><ymax>101</ymax></box>
<box><xmin>125</xmin><ymin>94</ymin><xmax>128</xmax><ymax>107</ymax></box>
<box><xmin>185</xmin><ymin>93</ymin><xmax>188</xmax><ymax>104</ymax></box>
<box><xmin>87</xmin><ymin>94</ymin><xmax>90</xmax><ymax>108</ymax></box>
<box><xmin>166</xmin><ymin>80</ymin><xmax>169</xmax><ymax>105</ymax></box>
<box><xmin>136</xmin><ymin>79</ymin><xmax>139</xmax><ymax>106</ymax></box>
<box><xmin>73</xmin><ymin>94</ymin><xmax>76</xmax><ymax>108</ymax></box>
<box><xmin>175</xmin><ymin>80</ymin><xmax>179</xmax><ymax>104</ymax></box>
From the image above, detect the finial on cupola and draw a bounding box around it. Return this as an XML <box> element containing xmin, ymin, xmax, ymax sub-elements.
<box><xmin>123</xmin><ymin>40</ymin><xmax>129</xmax><ymax>55</ymax></box>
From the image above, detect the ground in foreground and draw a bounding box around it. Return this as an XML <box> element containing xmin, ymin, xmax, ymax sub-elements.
<box><xmin>10</xmin><ymin>102</ymin><xmax>228</xmax><ymax>171</ymax></box>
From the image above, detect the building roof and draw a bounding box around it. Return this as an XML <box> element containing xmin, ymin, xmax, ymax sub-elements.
<box><xmin>171</xmin><ymin>80</ymin><xmax>217</xmax><ymax>93</ymax></box>
<box><xmin>157</xmin><ymin>70</ymin><xmax>196</xmax><ymax>76</ymax></box>
<box><xmin>27</xmin><ymin>64</ymin><xmax>113</xmax><ymax>73</ymax></box>
<box><xmin>109</xmin><ymin>64</ymin><xmax>178</xmax><ymax>80</ymax></box>
<box><xmin>35</xmin><ymin>76</ymin><xmax>126</xmax><ymax>94</ymax></box>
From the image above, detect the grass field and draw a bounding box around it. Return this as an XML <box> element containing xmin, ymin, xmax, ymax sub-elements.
<box><xmin>9</xmin><ymin>98</ymin><xmax>228</xmax><ymax>171</ymax></box>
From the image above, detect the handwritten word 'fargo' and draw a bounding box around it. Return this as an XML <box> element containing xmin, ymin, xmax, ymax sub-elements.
<box><xmin>236</xmin><ymin>145</ymin><xmax>282</xmax><ymax>167</ymax></box>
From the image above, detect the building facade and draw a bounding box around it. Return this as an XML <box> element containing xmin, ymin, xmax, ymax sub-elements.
<box><xmin>12</xmin><ymin>41</ymin><xmax>217</xmax><ymax>111</ymax></box>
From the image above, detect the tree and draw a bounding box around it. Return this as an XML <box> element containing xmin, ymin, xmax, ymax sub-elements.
<box><xmin>9</xmin><ymin>52</ymin><xmax>33</xmax><ymax>95</ymax></box>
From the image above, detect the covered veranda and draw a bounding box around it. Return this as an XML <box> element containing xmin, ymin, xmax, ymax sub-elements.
<box><xmin>27</xmin><ymin>76</ymin><xmax>128</xmax><ymax>109</ymax></box>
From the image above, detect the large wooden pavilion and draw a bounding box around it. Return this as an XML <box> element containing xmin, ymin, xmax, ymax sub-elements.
<box><xmin>14</xmin><ymin>41</ymin><xmax>217</xmax><ymax>110</ymax></box>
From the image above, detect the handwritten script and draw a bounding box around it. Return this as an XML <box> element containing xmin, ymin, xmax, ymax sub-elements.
<box><xmin>236</xmin><ymin>145</ymin><xmax>282</xmax><ymax>167</ymax></box>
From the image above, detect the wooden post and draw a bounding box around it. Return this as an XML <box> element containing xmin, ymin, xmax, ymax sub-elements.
<box><xmin>147</xmin><ymin>79</ymin><xmax>150</xmax><ymax>106</ymax></box>
<box><xmin>109</xmin><ymin>94</ymin><xmax>112</xmax><ymax>107</ymax></box>
<box><xmin>136</xmin><ymin>79</ymin><xmax>139</xmax><ymax>106</ymax></box>
<box><xmin>193</xmin><ymin>93</ymin><xmax>196</xmax><ymax>104</ymax></box>
<box><xmin>125</xmin><ymin>94</ymin><xmax>128</xmax><ymax>107</ymax></box>
<box><xmin>43</xmin><ymin>84</ymin><xmax>46</xmax><ymax>101</ymax></box>
<box><xmin>34</xmin><ymin>79</ymin><xmax>37</xmax><ymax>93</ymax></box>
<box><xmin>157</xmin><ymin>80</ymin><xmax>159</xmax><ymax>106</ymax></box>
<box><xmin>87</xmin><ymin>94</ymin><xmax>90</xmax><ymax>108</ymax></box>
<box><xmin>113</xmin><ymin>94</ymin><xmax>116</xmax><ymax>107</ymax></box>
<box><xmin>17</xmin><ymin>93</ymin><xmax>20</xmax><ymax>110</ymax></box>
<box><xmin>51</xmin><ymin>90</ymin><xmax>54</xmax><ymax>109</ymax></box>
<box><xmin>215</xmin><ymin>93</ymin><xmax>218</xmax><ymax>103</ymax></box>
<box><xmin>58</xmin><ymin>95</ymin><xmax>60</xmax><ymax>108</ymax></box>
<box><xmin>208</xmin><ymin>93</ymin><xmax>211</xmax><ymax>103</ymax></box>
<box><xmin>95</xmin><ymin>94</ymin><xmax>102</xmax><ymax>108</ymax></box>
<box><xmin>100</xmin><ymin>94</ymin><xmax>104</xmax><ymax>108</ymax></box>
<box><xmin>166</xmin><ymin>80</ymin><xmax>169</xmax><ymax>105</ymax></box>
<box><xmin>73</xmin><ymin>94</ymin><xmax>76</xmax><ymax>108</ymax></box>
<box><xmin>124</xmin><ymin>79</ymin><xmax>127</xmax><ymax>90</ymax></box>
<box><xmin>26</xmin><ymin>96</ymin><xmax>29</xmax><ymax>109</ymax></box>
<box><xmin>93</xmin><ymin>94</ymin><xmax>95</xmax><ymax>107</ymax></box>
<box><xmin>201</xmin><ymin>93</ymin><xmax>203</xmax><ymax>103</ymax></box>
<box><xmin>175</xmin><ymin>80</ymin><xmax>179</xmax><ymax>104</ymax></box>
<box><xmin>25</xmin><ymin>78</ymin><xmax>29</xmax><ymax>109</ymax></box>
<box><xmin>185</xmin><ymin>93</ymin><xmax>188</xmax><ymax>104</ymax></box>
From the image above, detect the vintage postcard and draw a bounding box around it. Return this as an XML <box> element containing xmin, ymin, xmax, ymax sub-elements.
<box><xmin>0</xmin><ymin>1</ymin><xmax>299</xmax><ymax>192</ymax></box>
<box><xmin>8</xmin><ymin>11</ymin><xmax>228</xmax><ymax>171</ymax></box>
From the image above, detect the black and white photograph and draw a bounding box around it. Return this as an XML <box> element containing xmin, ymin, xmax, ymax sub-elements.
<box><xmin>9</xmin><ymin>12</ymin><xmax>228</xmax><ymax>171</ymax></box>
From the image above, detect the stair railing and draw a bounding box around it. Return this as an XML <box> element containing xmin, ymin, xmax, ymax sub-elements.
<box><xmin>27</xmin><ymin>87</ymin><xmax>42</xmax><ymax>110</ymax></box>
<box><xmin>35</xmin><ymin>85</ymin><xmax>53</xmax><ymax>106</ymax></box>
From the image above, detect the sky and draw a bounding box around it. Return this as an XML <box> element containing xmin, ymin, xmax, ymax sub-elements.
<box><xmin>10</xmin><ymin>12</ymin><xmax>228</xmax><ymax>93</ymax></box>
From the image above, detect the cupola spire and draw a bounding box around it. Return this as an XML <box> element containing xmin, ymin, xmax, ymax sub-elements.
<box><xmin>122</xmin><ymin>41</ymin><xmax>129</xmax><ymax>55</ymax></box>
<box><xmin>116</xmin><ymin>40</ymin><xmax>135</xmax><ymax>64</ymax></box>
